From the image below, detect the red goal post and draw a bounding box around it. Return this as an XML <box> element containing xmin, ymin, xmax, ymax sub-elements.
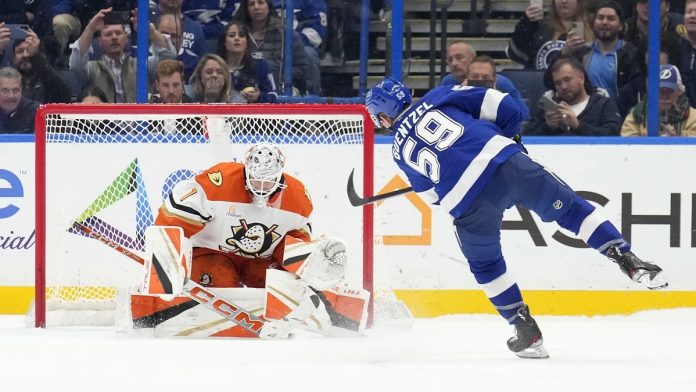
<box><xmin>34</xmin><ymin>104</ymin><xmax>374</xmax><ymax>328</ymax></box>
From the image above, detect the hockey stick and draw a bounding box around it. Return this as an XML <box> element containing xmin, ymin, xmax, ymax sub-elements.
<box><xmin>72</xmin><ymin>221</ymin><xmax>144</xmax><ymax>264</ymax></box>
<box><xmin>72</xmin><ymin>221</ymin><xmax>266</xmax><ymax>336</ymax></box>
<box><xmin>346</xmin><ymin>169</ymin><xmax>413</xmax><ymax>206</ymax></box>
<box><xmin>183</xmin><ymin>279</ymin><xmax>265</xmax><ymax>336</ymax></box>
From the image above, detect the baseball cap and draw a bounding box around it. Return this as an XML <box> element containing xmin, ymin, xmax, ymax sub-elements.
<box><xmin>659</xmin><ymin>64</ymin><xmax>681</xmax><ymax>91</ymax></box>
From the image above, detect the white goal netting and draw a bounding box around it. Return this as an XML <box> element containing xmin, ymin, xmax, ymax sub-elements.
<box><xmin>34</xmin><ymin>104</ymin><xmax>374</xmax><ymax>328</ymax></box>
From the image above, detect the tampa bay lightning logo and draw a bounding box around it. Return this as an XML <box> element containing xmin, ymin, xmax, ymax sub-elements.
<box><xmin>660</xmin><ymin>68</ymin><xmax>673</xmax><ymax>80</ymax></box>
<box><xmin>535</xmin><ymin>40</ymin><xmax>566</xmax><ymax>69</ymax></box>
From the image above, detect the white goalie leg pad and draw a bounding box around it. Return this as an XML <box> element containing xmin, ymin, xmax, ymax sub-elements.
<box><xmin>260</xmin><ymin>269</ymin><xmax>325</xmax><ymax>339</ymax></box>
<box><xmin>284</xmin><ymin>236</ymin><xmax>347</xmax><ymax>291</ymax></box>
<box><xmin>142</xmin><ymin>226</ymin><xmax>192</xmax><ymax>299</ymax></box>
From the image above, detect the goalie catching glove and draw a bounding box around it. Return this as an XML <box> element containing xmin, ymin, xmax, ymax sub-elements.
<box><xmin>281</xmin><ymin>236</ymin><xmax>347</xmax><ymax>290</ymax></box>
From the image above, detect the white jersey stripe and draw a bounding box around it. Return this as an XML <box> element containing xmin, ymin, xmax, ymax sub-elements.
<box><xmin>481</xmin><ymin>271</ymin><xmax>516</xmax><ymax>299</ymax></box>
<box><xmin>416</xmin><ymin>188</ymin><xmax>439</xmax><ymax>204</ymax></box>
<box><xmin>578</xmin><ymin>207</ymin><xmax>607</xmax><ymax>243</ymax></box>
<box><xmin>480</xmin><ymin>89</ymin><xmax>507</xmax><ymax>122</ymax></box>
<box><xmin>439</xmin><ymin>135</ymin><xmax>514</xmax><ymax>214</ymax></box>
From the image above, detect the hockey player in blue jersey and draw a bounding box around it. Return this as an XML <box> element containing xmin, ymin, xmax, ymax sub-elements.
<box><xmin>365</xmin><ymin>78</ymin><xmax>668</xmax><ymax>359</ymax></box>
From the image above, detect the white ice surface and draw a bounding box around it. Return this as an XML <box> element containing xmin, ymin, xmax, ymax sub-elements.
<box><xmin>1</xmin><ymin>309</ymin><xmax>695</xmax><ymax>392</ymax></box>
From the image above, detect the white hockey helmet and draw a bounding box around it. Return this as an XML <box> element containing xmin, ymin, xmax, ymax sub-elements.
<box><xmin>244</xmin><ymin>143</ymin><xmax>286</xmax><ymax>207</ymax></box>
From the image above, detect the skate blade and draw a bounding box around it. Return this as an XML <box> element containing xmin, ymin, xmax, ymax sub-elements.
<box><xmin>637</xmin><ymin>271</ymin><xmax>669</xmax><ymax>290</ymax></box>
<box><xmin>514</xmin><ymin>339</ymin><xmax>550</xmax><ymax>359</ymax></box>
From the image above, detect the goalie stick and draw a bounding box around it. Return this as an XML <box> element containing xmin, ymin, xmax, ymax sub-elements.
<box><xmin>71</xmin><ymin>221</ymin><xmax>266</xmax><ymax>336</ymax></box>
<box><xmin>346</xmin><ymin>169</ymin><xmax>413</xmax><ymax>206</ymax></box>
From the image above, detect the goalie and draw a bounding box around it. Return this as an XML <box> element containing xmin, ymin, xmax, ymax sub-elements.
<box><xmin>136</xmin><ymin>142</ymin><xmax>369</xmax><ymax>338</ymax></box>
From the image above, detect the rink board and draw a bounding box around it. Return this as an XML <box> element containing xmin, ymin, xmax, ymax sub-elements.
<box><xmin>2</xmin><ymin>137</ymin><xmax>696</xmax><ymax>315</ymax></box>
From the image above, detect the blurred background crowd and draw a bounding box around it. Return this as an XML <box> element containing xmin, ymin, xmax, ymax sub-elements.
<box><xmin>1</xmin><ymin>0</ymin><xmax>695</xmax><ymax>138</ymax></box>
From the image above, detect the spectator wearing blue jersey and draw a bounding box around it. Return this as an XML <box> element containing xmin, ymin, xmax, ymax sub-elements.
<box><xmin>365</xmin><ymin>77</ymin><xmax>667</xmax><ymax>359</ymax></box>
<box><xmin>182</xmin><ymin>0</ymin><xmax>240</xmax><ymax>39</ymax></box>
<box><xmin>441</xmin><ymin>42</ymin><xmax>529</xmax><ymax>119</ymax></box>
<box><xmin>524</xmin><ymin>55</ymin><xmax>622</xmax><ymax>135</ymax></box>
<box><xmin>152</xmin><ymin>0</ymin><xmax>206</xmax><ymax>81</ymax></box>
<box><xmin>272</xmin><ymin>0</ymin><xmax>327</xmax><ymax>95</ymax></box>
<box><xmin>216</xmin><ymin>20</ymin><xmax>277</xmax><ymax>103</ymax></box>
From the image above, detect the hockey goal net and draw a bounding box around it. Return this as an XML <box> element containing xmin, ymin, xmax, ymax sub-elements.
<box><xmin>33</xmin><ymin>104</ymin><xmax>374</xmax><ymax>328</ymax></box>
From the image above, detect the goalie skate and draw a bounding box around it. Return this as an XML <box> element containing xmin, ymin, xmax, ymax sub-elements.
<box><xmin>606</xmin><ymin>248</ymin><xmax>668</xmax><ymax>290</ymax></box>
<box><xmin>507</xmin><ymin>305</ymin><xmax>549</xmax><ymax>359</ymax></box>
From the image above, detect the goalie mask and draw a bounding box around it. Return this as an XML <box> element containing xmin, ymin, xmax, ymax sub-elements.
<box><xmin>244</xmin><ymin>143</ymin><xmax>286</xmax><ymax>207</ymax></box>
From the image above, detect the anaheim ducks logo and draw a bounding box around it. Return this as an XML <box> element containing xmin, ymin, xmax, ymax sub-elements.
<box><xmin>207</xmin><ymin>171</ymin><xmax>223</xmax><ymax>187</ymax></box>
<box><xmin>224</xmin><ymin>219</ymin><xmax>281</xmax><ymax>257</ymax></box>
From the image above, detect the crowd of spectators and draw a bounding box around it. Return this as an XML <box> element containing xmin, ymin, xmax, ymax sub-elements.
<box><xmin>502</xmin><ymin>0</ymin><xmax>696</xmax><ymax>137</ymax></box>
<box><xmin>1</xmin><ymin>0</ymin><xmax>695</xmax><ymax>137</ymax></box>
<box><xmin>0</xmin><ymin>0</ymin><xmax>337</xmax><ymax>133</ymax></box>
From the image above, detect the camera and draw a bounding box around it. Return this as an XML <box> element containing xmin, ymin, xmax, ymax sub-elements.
<box><xmin>103</xmin><ymin>11</ymin><xmax>131</xmax><ymax>26</ymax></box>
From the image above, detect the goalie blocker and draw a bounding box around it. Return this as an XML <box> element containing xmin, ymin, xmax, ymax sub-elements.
<box><xmin>131</xmin><ymin>226</ymin><xmax>370</xmax><ymax>338</ymax></box>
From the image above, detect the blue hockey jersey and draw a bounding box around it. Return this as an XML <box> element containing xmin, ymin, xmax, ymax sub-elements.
<box><xmin>181</xmin><ymin>0</ymin><xmax>240</xmax><ymax>39</ymax></box>
<box><xmin>272</xmin><ymin>0</ymin><xmax>327</xmax><ymax>48</ymax></box>
<box><xmin>391</xmin><ymin>85</ymin><xmax>525</xmax><ymax>218</ymax></box>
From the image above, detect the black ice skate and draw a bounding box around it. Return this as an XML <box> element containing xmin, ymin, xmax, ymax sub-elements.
<box><xmin>507</xmin><ymin>305</ymin><xmax>549</xmax><ymax>359</ymax></box>
<box><xmin>606</xmin><ymin>247</ymin><xmax>668</xmax><ymax>290</ymax></box>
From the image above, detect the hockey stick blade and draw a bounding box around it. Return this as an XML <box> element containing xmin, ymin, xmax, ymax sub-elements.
<box><xmin>346</xmin><ymin>169</ymin><xmax>413</xmax><ymax>207</ymax></box>
<box><xmin>72</xmin><ymin>221</ymin><xmax>145</xmax><ymax>264</ymax></box>
<box><xmin>183</xmin><ymin>279</ymin><xmax>265</xmax><ymax>336</ymax></box>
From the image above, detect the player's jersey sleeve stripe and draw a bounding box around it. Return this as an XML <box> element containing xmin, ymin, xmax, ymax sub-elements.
<box><xmin>416</xmin><ymin>188</ymin><xmax>439</xmax><ymax>204</ymax></box>
<box><xmin>168</xmin><ymin>193</ymin><xmax>212</xmax><ymax>222</ymax></box>
<box><xmin>479</xmin><ymin>89</ymin><xmax>505</xmax><ymax>122</ymax></box>
<box><xmin>439</xmin><ymin>135</ymin><xmax>514</xmax><ymax>213</ymax></box>
<box><xmin>156</xmin><ymin>205</ymin><xmax>205</xmax><ymax>228</ymax></box>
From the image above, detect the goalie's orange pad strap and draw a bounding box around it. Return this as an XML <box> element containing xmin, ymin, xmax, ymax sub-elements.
<box><xmin>279</xmin><ymin>236</ymin><xmax>311</xmax><ymax>274</ymax></box>
<box><xmin>264</xmin><ymin>290</ymin><xmax>294</xmax><ymax>320</ymax></box>
<box><xmin>320</xmin><ymin>289</ymin><xmax>368</xmax><ymax>332</ymax></box>
<box><xmin>146</xmin><ymin>267</ymin><xmax>167</xmax><ymax>295</ymax></box>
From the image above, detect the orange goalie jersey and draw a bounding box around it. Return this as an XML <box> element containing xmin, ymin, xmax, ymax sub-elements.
<box><xmin>155</xmin><ymin>161</ymin><xmax>313</xmax><ymax>288</ymax></box>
